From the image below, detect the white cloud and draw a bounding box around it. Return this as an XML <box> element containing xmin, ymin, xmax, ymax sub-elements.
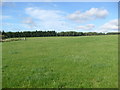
<box><xmin>67</xmin><ymin>8</ymin><xmax>109</xmax><ymax>23</ymax></box>
<box><xmin>22</xmin><ymin>17</ymin><xmax>36</xmax><ymax>28</ymax></box>
<box><xmin>25</xmin><ymin>7</ymin><xmax>65</xmax><ymax>21</ymax></box>
<box><xmin>97</xmin><ymin>19</ymin><xmax>118</xmax><ymax>32</ymax></box>
<box><xmin>76</xmin><ymin>24</ymin><xmax>95</xmax><ymax>30</ymax></box>
<box><xmin>25</xmin><ymin>7</ymin><xmax>71</xmax><ymax>31</ymax></box>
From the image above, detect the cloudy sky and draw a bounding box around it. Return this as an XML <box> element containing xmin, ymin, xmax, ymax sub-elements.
<box><xmin>1</xmin><ymin>2</ymin><xmax>118</xmax><ymax>32</ymax></box>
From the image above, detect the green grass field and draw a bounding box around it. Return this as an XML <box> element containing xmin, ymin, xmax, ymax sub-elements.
<box><xmin>2</xmin><ymin>35</ymin><xmax>118</xmax><ymax>88</ymax></box>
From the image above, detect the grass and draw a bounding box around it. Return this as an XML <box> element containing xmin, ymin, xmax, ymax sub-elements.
<box><xmin>2</xmin><ymin>35</ymin><xmax>118</xmax><ymax>88</ymax></box>
<box><xmin>0</xmin><ymin>42</ymin><xmax>2</xmax><ymax>89</ymax></box>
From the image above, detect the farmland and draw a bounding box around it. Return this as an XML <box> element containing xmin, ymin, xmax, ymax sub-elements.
<box><xmin>2</xmin><ymin>35</ymin><xmax>118</xmax><ymax>88</ymax></box>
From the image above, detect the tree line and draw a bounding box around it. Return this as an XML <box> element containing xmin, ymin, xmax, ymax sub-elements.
<box><xmin>1</xmin><ymin>30</ymin><xmax>120</xmax><ymax>39</ymax></box>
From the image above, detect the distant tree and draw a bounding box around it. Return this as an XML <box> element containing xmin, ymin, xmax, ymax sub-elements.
<box><xmin>107</xmin><ymin>32</ymin><xmax>120</xmax><ymax>35</ymax></box>
<box><xmin>2</xmin><ymin>30</ymin><xmax>109</xmax><ymax>38</ymax></box>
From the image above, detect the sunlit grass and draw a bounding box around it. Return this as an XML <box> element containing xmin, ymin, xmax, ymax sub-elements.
<box><xmin>2</xmin><ymin>35</ymin><xmax>118</xmax><ymax>88</ymax></box>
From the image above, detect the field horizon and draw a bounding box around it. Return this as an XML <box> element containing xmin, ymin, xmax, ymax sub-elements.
<box><xmin>2</xmin><ymin>35</ymin><xmax>118</xmax><ymax>88</ymax></box>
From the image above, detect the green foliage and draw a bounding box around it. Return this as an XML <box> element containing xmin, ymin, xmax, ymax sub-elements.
<box><xmin>107</xmin><ymin>32</ymin><xmax>120</xmax><ymax>35</ymax></box>
<box><xmin>2</xmin><ymin>35</ymin><xmax>118</xmax><ymax>88</ymax></box>
<box><xmin>1</xmin><ymin>30</ymin><xmax>108</xmax><ymax>38</ymax></box>
<box><xmin>2</xmin><ymin>30</ymin><xmax>120</xmax><ymax>39</ymax></box>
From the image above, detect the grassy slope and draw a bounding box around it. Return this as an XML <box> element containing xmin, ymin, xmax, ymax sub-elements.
<box><xmin>2</xmin><ymin>35</ymin><xmax>118</xmax><ymax>88</ymax></box>
<box><xmin>0</xmin><ymin>42</ymin><xmax>2</xmax><ymax>89</ymax></box>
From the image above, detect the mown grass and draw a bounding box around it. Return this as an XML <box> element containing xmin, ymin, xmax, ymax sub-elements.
<box><xmin>2</xmin><ymin>35</ymin><xmax>118</xmax><ymax>88</ymax></box>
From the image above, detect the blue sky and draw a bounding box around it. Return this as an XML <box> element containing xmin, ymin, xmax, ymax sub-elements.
<box><xmin>1</xmin><ymin>2</ymin><xmax>118</xmax><ymax>32</ymax></box>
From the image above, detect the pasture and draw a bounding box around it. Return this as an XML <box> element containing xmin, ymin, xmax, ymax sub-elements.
<box><xmin>2</xmin><ymin>35</ymin><xmax>118</xmax><ymax>88</ymax></box>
